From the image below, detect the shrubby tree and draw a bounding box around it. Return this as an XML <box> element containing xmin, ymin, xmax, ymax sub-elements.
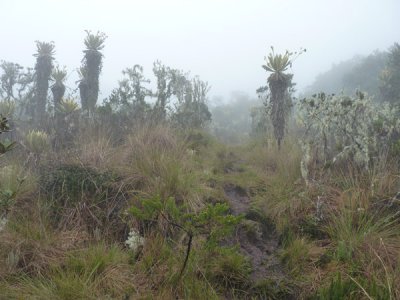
<box><xmin>0</xmin><ymin>61</ymin><xmax>23</xmax><ymax>101</ymax></box>
<box><xmin>173</xmin><ymin>76</ymin><xmax>212</xmax><ymax>129</ymax></box>
<box><xmin>152</xmin><ymin>60</ymin><xmax>174</xmax><ymax>120</ymax></box>
<box><xmin>107</xmin><ymin>65</ymin><xmax>152</xmax><ymax>120</ymax></box>
<box><xmin>104</xmin><ymin>61</ymin><xmax>212</xmax><ymax>130</ymax></box>
<box><xmin>0</xmin><ymin>61</ymin><xmax>34</xmax><ymax>118</ymax></box>
<box><xmin>169</xmin><ymin>69</ymin><xmax>191</xmax><ymax>104</ymax></box>
<box><xmin>79</xmin><ymin>31</ymin><xmax>107</xmax><ymax>115</ymax></box>
<box><xmin>380</xmin><ymin>43</ymin><xmax>400</xmax><ymax>105</ymax></box>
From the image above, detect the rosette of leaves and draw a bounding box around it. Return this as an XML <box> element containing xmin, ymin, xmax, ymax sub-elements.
<box><xmin>25</xmin><ymin>129</ymin><xmax>50</xmax><ymax>154</ymax></box>
<box><xmin>58</xmin><ymin>98</ymin><xmax>79</xmax><ymax>114</ymax></box>
<box><xmin>0</xmin><ymin>100</ymin><xmax>16</xmax><ymax>117</ymax></box>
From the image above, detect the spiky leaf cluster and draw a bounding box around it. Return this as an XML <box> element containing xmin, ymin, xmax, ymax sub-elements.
<box><xmin>58</xmin><ymin>98</ymin><xmax>79</xmax><ymax>114</ymax></box>
<box><xmin>25</xmin><ymin>129</ymin><xmax>50</xmax><ymax>154</ymax></box>
<box><xmin>0</xmin><ymin>100</ymin><xmax>15</xmax><ymax>117</ymax></box>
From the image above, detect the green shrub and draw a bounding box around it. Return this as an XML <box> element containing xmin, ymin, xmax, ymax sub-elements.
<box><xmin>40</xmin><ymin>164</ymin><xmax>117</xmax><ymax>207</ymax></box>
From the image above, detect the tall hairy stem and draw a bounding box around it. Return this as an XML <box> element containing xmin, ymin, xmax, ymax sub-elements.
<box><xmin>268</xmin><ymin>75</ymin><xmax>290</xmax><ymax>149</ymax></box>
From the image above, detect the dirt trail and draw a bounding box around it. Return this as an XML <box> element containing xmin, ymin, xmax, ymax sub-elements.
<box><xmin>223</xmin><ymin>183</ymin><xmax>286</xmax><ymax>284</ymax></box>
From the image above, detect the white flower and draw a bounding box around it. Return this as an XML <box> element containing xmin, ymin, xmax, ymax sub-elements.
<box><xmin>125</xmin><ymin>229</ymin><xmax>144</xmax><ymax>252</ymax></box>
<box><xmin>0</xmin><ymin>217</ymin><xmax>7</xmax><ymax>232</ymax></box>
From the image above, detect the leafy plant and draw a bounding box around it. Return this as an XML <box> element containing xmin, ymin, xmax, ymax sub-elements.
<box><xmin>58</xmin><ymin>98</ymin><xmax>79</xmax><ymax>114</ymax></box>
<box><xmin>40</xmin><ymin>164</ymin><xmax>116</xmax><ymax>207</ymax></box>
<box><xmin>0</xmin><ymin>100</ymin><xmax>16</xmax><ymax>117</ymax></box>
<box><xmin>25</xmin><ymin>129</ymin><xmax>50</xmax><ymax>154</ymax></box>
<box><xmin>129</xmin><ymin>195</ymin><xmax>242</xmax><ymax>277</ymax></box>
<box><xmin>0</xmin><ymin>115</ymin><xmax>16</xmax><ymax>155</ymax></box>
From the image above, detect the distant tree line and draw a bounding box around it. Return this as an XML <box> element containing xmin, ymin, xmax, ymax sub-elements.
<box><xmin>304</xmin><ymin>43</ymin><xmax>400</xmax><ymax>103</ymax></box>
<box><xmin>0</xmin><ymin>30</ymin><xmax>212</xmax><ymax>141</ymax></box>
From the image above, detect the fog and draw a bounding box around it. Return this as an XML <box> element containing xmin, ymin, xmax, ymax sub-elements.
<box><xmin>0</xmin><ymin>0</ymin><xmax>399</xmax><ymax>100</ymax></box>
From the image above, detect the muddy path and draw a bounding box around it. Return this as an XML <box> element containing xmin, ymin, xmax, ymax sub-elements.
<box><xmin>224</xmin><ymin>164</ymin><xmax>293</xmax><ymax>299</ymax></box>
<box><xmin>224</xmin><ymin>183</ymin><xmax>285</xmax><ymax>283</ymax></box>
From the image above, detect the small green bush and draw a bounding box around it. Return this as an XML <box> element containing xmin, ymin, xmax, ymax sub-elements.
<box><xmin>40</xmin><ymin>164</ymin><xmax>117</xmax><ymax>207</ymax></box>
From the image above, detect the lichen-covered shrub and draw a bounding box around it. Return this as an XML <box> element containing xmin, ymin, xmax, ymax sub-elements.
<box><xmin>298</xmin><ymin>92</ymin><xmax>399</xmax><ymax>182</ymax></box>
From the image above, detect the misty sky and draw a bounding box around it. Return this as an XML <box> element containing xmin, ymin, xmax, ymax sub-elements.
<box><xmin>0</xmin><ymin>0</ymin><xmax>399</xmax><ymax>102</ymax></box>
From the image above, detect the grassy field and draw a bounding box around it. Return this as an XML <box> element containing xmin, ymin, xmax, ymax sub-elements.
<box><xmin>1</xmin><ymin>123</ymin><xmax>400</xmax><ymax>299</ymax></box>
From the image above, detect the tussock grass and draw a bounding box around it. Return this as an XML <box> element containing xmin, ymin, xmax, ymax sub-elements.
<box><xmin>3</xmin><ymin>118</ymin><xmax>400</xmax><ymax>299</ymax></box>
<box><xmin>2</xmin><ymin>243</ymin><xmax>136</xmax><ymax>299</ymax></box>
<box><xmin>242</xmin><ymin>134</ymin><xmax>400</xmax><ymax>298</ymax></box>
<box><xmin>0</xmin><ymin>214</ymin><xmax>90</xmax><ymax>279</ymax></box>
<box><xmin>1</xmin><ymin>124</ymin><xmax>256</xmax><ymax>299</ymax></box>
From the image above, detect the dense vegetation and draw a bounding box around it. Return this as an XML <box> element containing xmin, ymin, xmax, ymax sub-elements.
<box><xmin>304</xmin><ymin>44</ymin><xmax>400</xmax><ymax>103</ymax></box>
<box><xmin>1</xmin><ymin>32</ymin><xmax>400</xmax><ymax>299</ymax></box>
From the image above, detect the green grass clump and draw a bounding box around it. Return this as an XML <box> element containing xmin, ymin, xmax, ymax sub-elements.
<box><xmin>280</xmin><ymin>237</ymin><xmax>311</xmax><ymax>276</ymax></box>
<box><xmin>40</xmin><ymin>164</ymin><xmax>117</xmax><ymax>207</ymax></box>
<box><xmin>325</xmin><ymin>207</ymin><xmax>400</xmax><ymax>264</ymax></box>
<box><xmin>203</xmin><ymin>246</ymin><xmax>251</xmax><ymax>290</ymax></box>
<box><xmin>2</xmin><ymin>243</ymin><xmax>136</xmax><ymax>299</ymax></box>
